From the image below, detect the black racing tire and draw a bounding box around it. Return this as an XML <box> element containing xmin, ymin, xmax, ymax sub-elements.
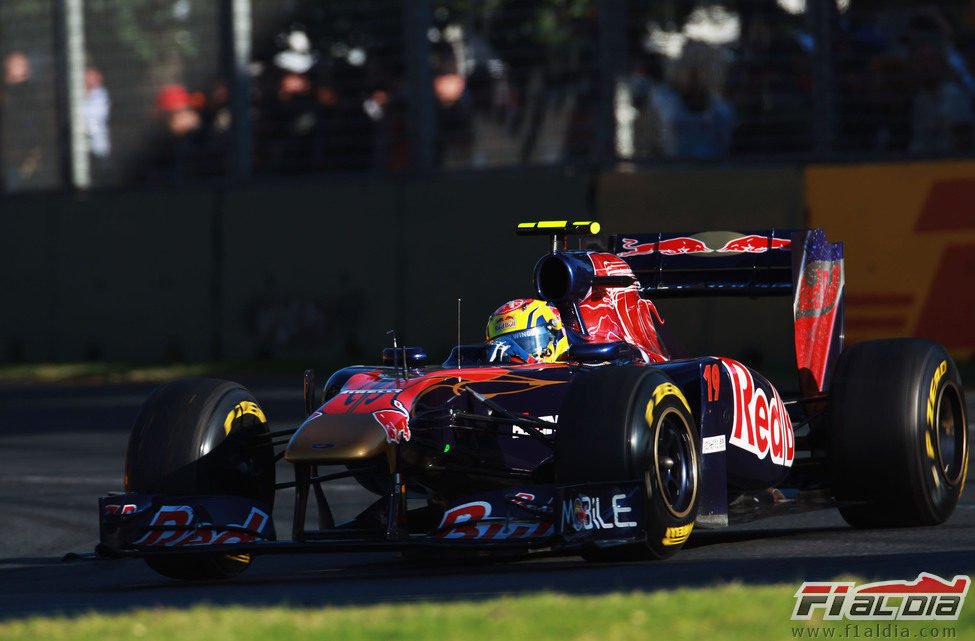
<box><xmin>828</xmin><ymin>339</ymin><xmax>968</xmax><ymax>528</ymax></box>
<box><xmin>556</xmin><ymin>366</ymin><xmax>700</xmax><ymax>560</ymax></box>
<box><xmin>125</xmin><ymin>378</ymin><xmax>275</xmax><ymax>580</ymax></box>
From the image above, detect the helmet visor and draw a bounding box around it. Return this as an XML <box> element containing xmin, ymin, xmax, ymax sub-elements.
<box><xmin>487</xmin><ymin>325</ymin><xmax>554</xmax><ymax>363</ymax></box>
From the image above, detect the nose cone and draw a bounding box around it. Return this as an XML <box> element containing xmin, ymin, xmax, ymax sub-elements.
<box><xmin>285</xmin><ymin>412</ymin><xmax>389</xmax><ymax>463</ymax></box>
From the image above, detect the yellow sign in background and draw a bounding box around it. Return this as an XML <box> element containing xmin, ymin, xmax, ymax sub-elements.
<box><xmin>806</xmin><ymin>161</ymin><xmax>975</xmax><ymax>359</ymax></box>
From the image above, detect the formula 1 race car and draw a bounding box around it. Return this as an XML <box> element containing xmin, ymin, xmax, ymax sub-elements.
<box><xmin>98</xmin><ymin>222</ymin><xmax>969</xmax><ymax>580</ymax></box>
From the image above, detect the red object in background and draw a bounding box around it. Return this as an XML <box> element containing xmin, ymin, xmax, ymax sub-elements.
<box><xmin>155</xmin><ymin>84</ymin><xmax>191</xmax><ymax>112</ymax></box>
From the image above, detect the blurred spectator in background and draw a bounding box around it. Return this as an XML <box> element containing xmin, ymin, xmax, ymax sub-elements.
<box><xmin>563</xmin><ymin>68</ymin><xmax>599</xmax><ymax>164</ymax></box>
<box><xmin>310</xmin><ymin>59</ymin><xmax>376</xmax><ymax>173</ymax></box>
<box><xmin>83</xmin><ymin>65</ymin><xmax>113</xmax><ymax>185</ymax></box>
<box><xmin>145</xmin><ymin>83</ymin><xmax>207</xmax><ymax>185</ymax></box>
<box><xmin>628</xmin><ymin>51</ymin><xmax>667</xmax><ymax>159</ymax></box>
<box><xmin>905</xmin><ymin>11</ymin><xmax>974</xmax><ymax>154</ymax></box>
<box><xmin>863</xmin><ymin>53</ymin><xmax>913</xmax><ymax>152</ymax></box>
<box><xmin>259</xmin><ymin>29</ymin><xmax>318</xmax><ymax>174</ymax></box>
<box><xmin>433</xmin><ymin>49</ymin><xmax>473</xmax><ymax>167</ymax></box>
<box><xmin>652</xmin><ymin>40</ymin><xmax>734</xmax><ymax>160</ymax></box>
<box><xmin>730</xmin><ymin>25</ymin><xmax>813</xmax><ymax>154</ymax></box>
<box><xmin>2</xmin><ymin>51</ymin><xmax>46</xmax><ymax>190</ymax></box>
<box><xmin>200</xmin><ymin>78</ymin><xmax>232</xmax><ymax>163</ymax></box>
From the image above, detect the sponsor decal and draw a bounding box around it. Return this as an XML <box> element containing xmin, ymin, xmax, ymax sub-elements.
<box><xmin>511</xmin><ymin>415</ymin><xmax>556</xmax><ymax>438</ymax></box>
<box><xmin>792</xmin><ymin>573</ymin><xmax>970</xmax><ymax>621</ymax></box>
<box><xmin>617</xmin><ymin>235</ymin><xmax>791</xmax><ymax>257</ymax></box>
<box><xmin>134</xmin><ymin>506</ymin><xmax>270</xmax><ymax>547</ymax></box>
<box><xmin>437</xmin><ymin>501</ymin><xmax>493</xmax><ymax>530</ymax></box>
<box><xmin>717</xmin><ymin>235</ymin><xmax>791</xmax><ymax>254</ymax></box>
<box><xmin>618</xmin><ymin>236</ymin><xmax>711</xmax><ymax>256</ymax></box>
<box><xmin>644</xmin><ymin>382</ymin><xmax>692</xmax><ymax>426</ymax></box>
<box><xmin>435</xmin><ymin>521</ymin><xmax>553</xmax><ymax>540</ymax></box>
<box><xmin>795</xmin><ymin>262</ymin><xmax>843</xmax><ymax>320</ymax></box>
<box><xmin>223</xmin><ymin>401</ymin><xmax>266</xmax><ymax>436</ymax></box>
<box><xmin>512</xmin><ymin>425</ymin><xmax>555</xmax><ymax>438</ymax></box>
<box><xmin>927</xmin><ymin>360</ymin><xmax>948</xmax><ymax>428</ymax></box>
<box><xmin>720</xmin><ymin>358</ymin><xmax>794</xmax><ymax>467</ymax></box>
<box><xmin>433</xmin><ymin>500</ymin><xmax>553</xmax><ymax>540</ymax></box>
<box><xmin>508</xmin><ymin>492</ymin><xmax>555</xmax><ymax>514</ymax></box>
<box><xmin>562</xmin><ymin>494</ymin><xmax>638</xmax><ymax>532</ymax></box>
<box><xmin>661</xmin><ymin>523</ymin><xmax>693</xmax><ymax>546</ymax></box>
<box><xmin>372</xmin><ymin>398</ymin><xmax>411</xmax><ymax>443</ymax></box>
<box><xmin>493</xmin><ymin>315</ymin><xmax>517</xmax><ymax>334</ymax></box>
<box><xmin>702</xmin><ymin>435</ymin><xmax>726</xmax><ymax>454</ymax></box>
<box><xmin>103</xmin><ymin>503</ymin><xmax>138</xmax><ymax>516</ymax></box>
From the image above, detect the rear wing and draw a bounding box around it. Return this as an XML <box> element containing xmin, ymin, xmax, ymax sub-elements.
<box><xmin>613</xmin><ymin>229</ymin><xmax>844</xmax><ymax>395</ymax></box>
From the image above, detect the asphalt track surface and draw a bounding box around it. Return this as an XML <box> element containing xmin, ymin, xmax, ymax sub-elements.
<box><xmin>0</xmin><ymin>380</ymin><xmax>973</xmax><ymax>621</ymax></box>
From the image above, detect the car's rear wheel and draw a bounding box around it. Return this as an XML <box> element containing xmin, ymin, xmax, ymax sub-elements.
<box><xmin>125</xmin><ymin>378</ymin><xmax>275</xmax><ymax>580</ymax></box>
<box><xmin>556</xmin><ymin>366</ymin><xmax>700</xmax><ymax>560</ymax></box>
<box><xmin>828</xmin><ymin>339</ymin><xmax>968</xmax><ymax>528</ymax></box>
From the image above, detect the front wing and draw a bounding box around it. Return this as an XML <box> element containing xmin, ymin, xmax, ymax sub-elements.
<box><xmin>97</xmin><ymin>481</ymin><xmax>646</xmax><ymax>559</ymax></box>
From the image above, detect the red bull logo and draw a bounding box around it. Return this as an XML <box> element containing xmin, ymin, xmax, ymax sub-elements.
<box><xmin>372</xmin><ymin>399</ymin><xmax>411</xmax><ymax>443</ymax></box>
<box><xmin>618</xmin><ymin>236</ymin><xmax>711</xmax><ymax>256</ymax></box>
<box><xmin>492</xmin><ymin>315</ymin><xmax>517</xmax><ymax>334</ymax></box>
<box><xmin>618</xmin><ymin>234</ymin><xmax>791</xmax><ymax>257</ymax></box>
<box><xmin>718</xmin><ymin>235</ymin><xmax>791</xmax><ymax>253</ymax></box>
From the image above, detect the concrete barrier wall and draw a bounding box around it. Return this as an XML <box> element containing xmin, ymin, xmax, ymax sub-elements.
<box><xmin>1</xmin><ymin>190</ymin><xmax>215</xmax><ymax>362</ymax></box>
<box><xmin>1</xmin><ymin>194</ymin><xmax>58</xmax><ymax>363</ymax></box>
<box><xmin>1</xmin><ymin>173</ymin><xmax>592</xmax><ymax>365</ymax></box>
<box><xmin>0</xmin><ymin>165</ymin><xmax>819</xmax><ymax>371</ymax></box>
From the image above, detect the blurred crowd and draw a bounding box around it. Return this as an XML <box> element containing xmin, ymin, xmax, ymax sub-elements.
<box><xmin>2</xmin><ymin>3</ymin><xmax>975</xmax><ymax>191</ymax></box>
<box><xmin>623</xmin><ymin>5</ymin><xmax>975</xmax><ymax>160</ymax></box>
<box><xmin>144</xmin><ymin>29</ymin><xmax>463</xmax><ymax>183</ymax></box>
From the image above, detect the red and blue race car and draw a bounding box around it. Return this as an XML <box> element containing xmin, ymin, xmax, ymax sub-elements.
<box><xmin>99</xmin><ymin>222</ymin><xmax>969</xmax><ymax>580</ymax></box>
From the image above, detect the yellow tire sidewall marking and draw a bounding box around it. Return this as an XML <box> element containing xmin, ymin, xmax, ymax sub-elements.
<box><xmin>662</xmin><ymin>523</ymin><xmax>694</xmax><ymax>546</ymax></box>
<box><xmin>223</xmin><ymin>401</ymin><xmax>266</xmax><ymax>436</ymax></box>
<box><xmin>645</xmin><ymin>381</ymin><xmax>697</xmax><ymax>521</ymax></box>
<box><xmin>926</xmin><ymin>360</ymin><xmax>947</xmax><ymax>428</ymax></box>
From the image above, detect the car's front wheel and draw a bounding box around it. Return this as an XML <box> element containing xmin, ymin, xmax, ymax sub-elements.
<box><xmin>556</xmin><ymin>366</ymin><xmax>700</xmax><ymax>560</ymax></box>
<box><xmin>125</xmin><ymin>378</ymin><xmax>276</xmax><ymax>580</ymax></box>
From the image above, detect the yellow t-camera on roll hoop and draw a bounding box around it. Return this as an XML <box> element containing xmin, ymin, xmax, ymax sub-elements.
<box><xmin>515</xmin><ymin>220</ymin><xmax>601</xmax><ymax>253</ymax></box>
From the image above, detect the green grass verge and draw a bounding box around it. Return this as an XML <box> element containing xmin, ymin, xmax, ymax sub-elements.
<box><xmin>1</xmin><ymin>585</ymin><xmax>972</xmax><ymax>641</ymax></box>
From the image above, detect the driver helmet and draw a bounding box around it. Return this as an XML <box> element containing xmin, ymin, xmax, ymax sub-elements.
<box><xmin>485</xmin><ymin>299</ymin><xmax>568</xmax><ymax>364</ymax></box>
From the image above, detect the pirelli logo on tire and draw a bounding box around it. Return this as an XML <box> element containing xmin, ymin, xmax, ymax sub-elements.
<box><xmin>926</xmin><ymin>360</ymin><xmax>948</xmax><ymax>428</ymax></box>
<box><xmin>645</xmin><ymin>382</ymin><xmax>692</xmax><ymax>428</ymax></box>
<box><xmin>661</xmin><ymin>523</ymin><xmax>693</xmax><ymax>546</ymax></box>
<box><xmin>223</xmin><ymin>401</ymin><xmax>267</xmax><ymax>436</ymax></box>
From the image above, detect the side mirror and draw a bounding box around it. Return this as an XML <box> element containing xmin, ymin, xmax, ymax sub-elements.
<box><xmin>303</xmin><ymin>369</ymin><xmax>317</xmax><ymax>416</ymax></box>
<box><xmin>382</xmin><ymin>346</ymin><xmax>428</xmax><ymax>369</ymax></box>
